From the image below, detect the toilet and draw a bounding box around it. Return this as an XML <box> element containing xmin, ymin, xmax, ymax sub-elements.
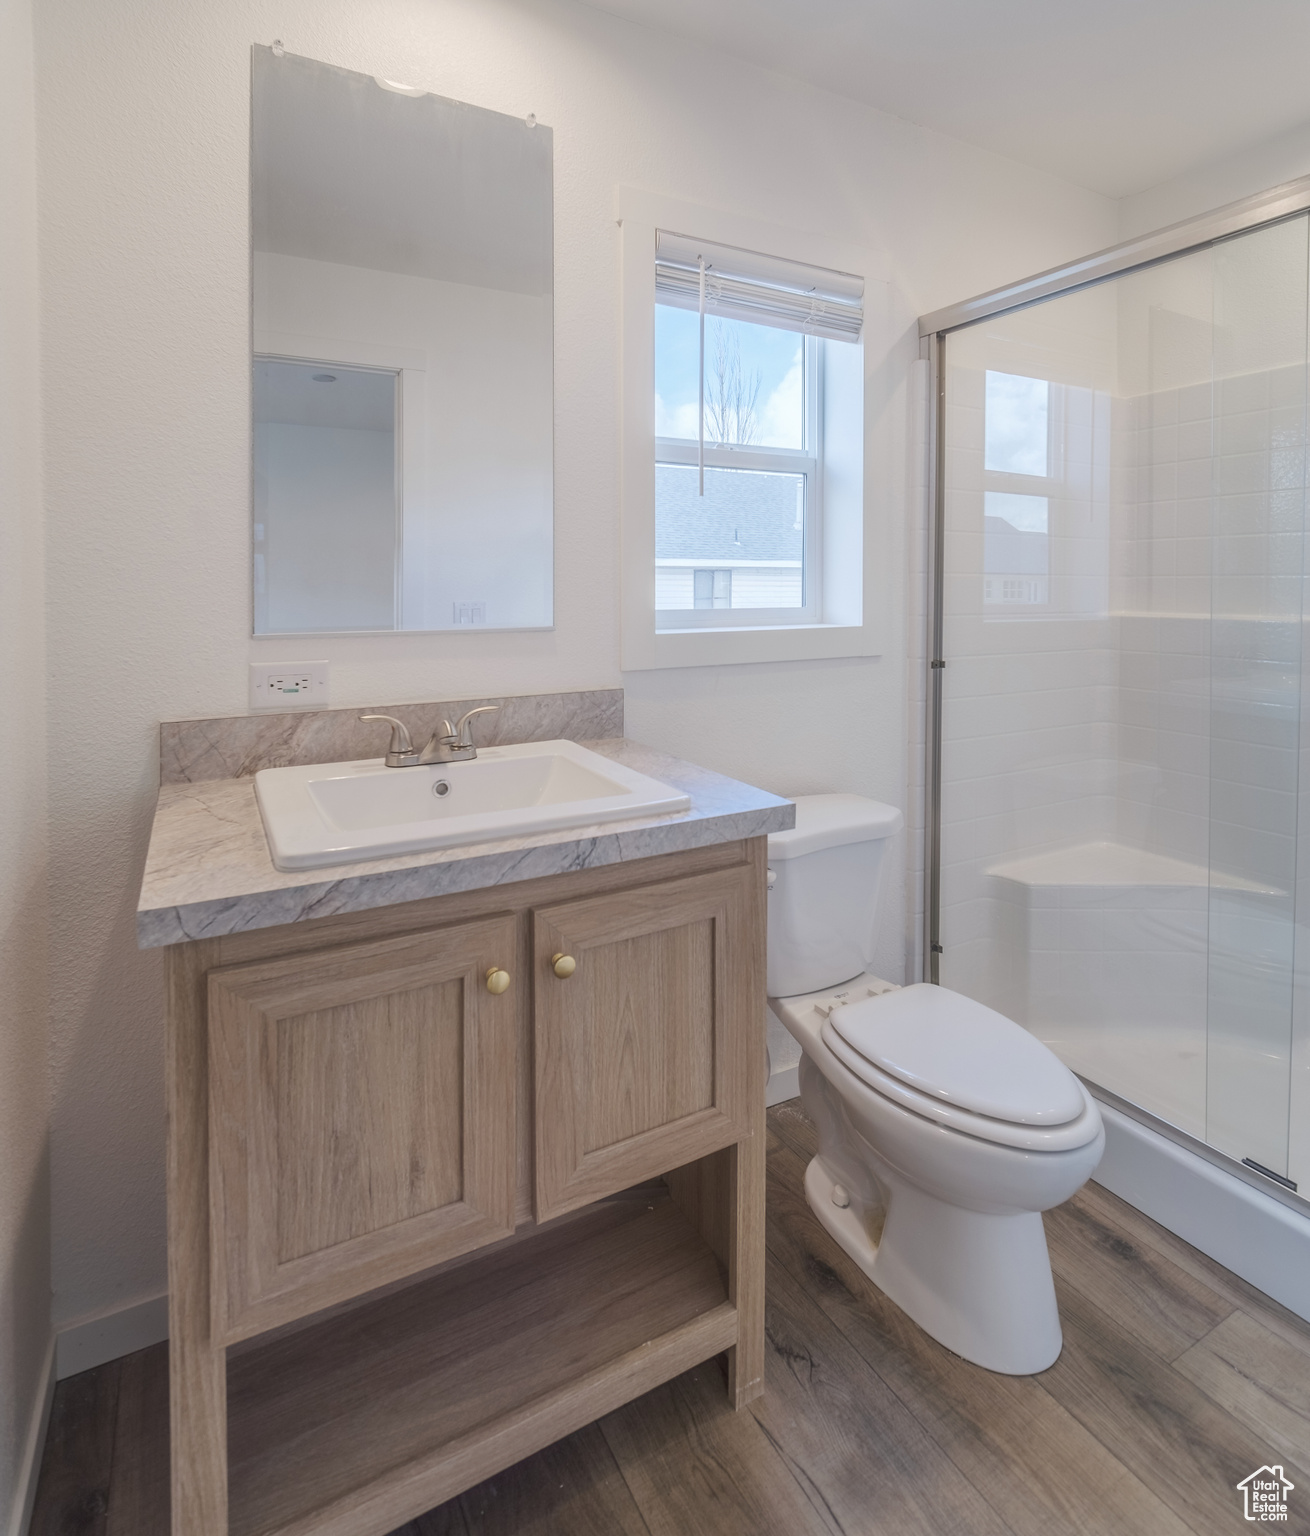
<box><xmin>768</xmin><ymin>794</ymin><xmax>1104</xmax><ymax>1375</ymax></box>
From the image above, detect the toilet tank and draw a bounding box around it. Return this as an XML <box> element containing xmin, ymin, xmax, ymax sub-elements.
<box><xmin>767</xmin><ymin>794</ymin><xmax>904</xmax><ymax>998</ymax></box>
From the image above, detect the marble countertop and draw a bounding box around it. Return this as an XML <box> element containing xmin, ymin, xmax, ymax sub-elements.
<box><xmin>137</xmin><ymin>738</ymin><xmax>794</xmax><ymax>948</ymax></box>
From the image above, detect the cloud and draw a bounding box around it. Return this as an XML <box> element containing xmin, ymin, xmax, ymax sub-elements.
<box><xmin>657</xmin><ymin>334</ymin><xmax>803</xmax><ymax>448</ymax></box>
<box><xmin>758</xmin><ymin>350</ymin><xmax>802</xmax><ymax>448</ymax></box>
<box><xmin>656</xmin><ymin>393</ymin><xmax>699</xmax><ymax>439</ymax></box>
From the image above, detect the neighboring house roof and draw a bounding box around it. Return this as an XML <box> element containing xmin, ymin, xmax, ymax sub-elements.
<box><xmin>984</xmin><ymin>516</ymin><xmax>1048</xmax><ymax>576</ymax></box>
<box><xmin>656</xmin><ymin>463</ymin><xmax>803</xmax><ymax>562</ymax></box>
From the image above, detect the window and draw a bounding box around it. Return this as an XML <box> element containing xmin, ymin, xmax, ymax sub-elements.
<box><xmin>619</xmin><ymin>192</ymin><xmax>881</xmax><ymax>670</ymax></box>
<box><xmin>694</xmin><ymin>569</ymin><xmax>732</xmax><ymax>608</ymax></box>
<box><xmin>651</xmin><ymin>231</ymin><xmax>862</xmax><ymax>633</ymax></box>
<box><xmin>983</xmin><ymin>491</ymin><xmax>1049</xmax><ymax>606</ymax></box>
<box><xmin>983</xmin><ymin>371</ymin><xmax>1055</xmax><ymax>610</ymax></box>
<box><xmin>984</xmin><ymin>370</ymin><xmax>1049</xmax><ymax>475</ymax></box>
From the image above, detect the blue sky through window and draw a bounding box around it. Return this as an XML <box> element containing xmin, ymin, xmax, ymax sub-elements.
<box><xmin>656</xmin><ymin>306</ymin><xmax>804</xmax><ymax>450</ymax></box>
<box><xmin>985</xmin><ymin>370</ymin><xmax>1049</xmax><ymax>476</ymax></box>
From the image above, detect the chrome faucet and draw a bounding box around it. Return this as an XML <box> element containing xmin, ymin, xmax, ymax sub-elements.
<box><xmin>427</xmin><ymin>706</ymin><xmax>500</xmax><ymax>762</ymax></box>
<box><xmin>359</xmin><ymin>706</ymin><xmax>499</xmax><ymax>768</ymax></box>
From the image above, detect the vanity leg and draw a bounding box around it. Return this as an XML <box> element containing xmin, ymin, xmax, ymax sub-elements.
<box><xmin>666</xmin><ymin>1147</ymin><xmax>763</xmax><ymax>1407</ymax></box>
<box><xmin>726</xmin><ymin>835</ymin><xmax>767</xmax><ymax>1408</ymax></box>
<box><xmin>167</xmin><ymin>944</ymin><xmax>229</xmax><ymax>1534</ymax></box>
<box><xmin>726</xmin><ymin>1135</ymin><xmax>765</xmax><ymax>1408</ymax></box>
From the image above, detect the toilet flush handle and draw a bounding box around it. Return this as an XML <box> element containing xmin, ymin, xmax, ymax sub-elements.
<box><xmin>767</xmin><ymin>867</ymin><xmax>777</xmax><ymax>891</ymax></box>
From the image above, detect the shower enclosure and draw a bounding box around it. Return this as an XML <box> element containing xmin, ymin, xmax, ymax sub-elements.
<box><xmin>923</xmin><ymin>184</ymin><xmax>1310</xmax><ymax>1213</ymax></box>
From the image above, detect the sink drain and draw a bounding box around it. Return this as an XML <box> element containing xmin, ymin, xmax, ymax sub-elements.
<box><xmin>432</xmin><ymin>779</ymin><xmax>451</xmax><ymax>798</ymax></box>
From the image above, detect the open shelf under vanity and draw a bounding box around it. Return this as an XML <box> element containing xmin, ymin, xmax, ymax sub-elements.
<box><xmin>224</xmin><ymin>1190</ymin><xmax>735</xmax><ymax>1536</ymax></box>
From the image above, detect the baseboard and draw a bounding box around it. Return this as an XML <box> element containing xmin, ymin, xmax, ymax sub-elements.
<box><xmin>8</xmin><ymin>1335</ymin><xmax>54</xmax><ymax>1536</ymax></box>
<box><xmin>765</xmin><ymin>1003</ymin><xmax>802</xmax><ymax>1109</ymax></box>
<box><xmin>766</xmin><ymin>1064</ymin><xmax>800</xmax><ymax>1108</ymax></box>
<box><xmin>55</xmin><ymin>1292</ymin><xmax>169</xmax><ymax>1381</ymax></box>
<box><xmin>1093</xmin><ymin>1100</ymin><xmax>1310</xmax><ymax>1323</ymax></box>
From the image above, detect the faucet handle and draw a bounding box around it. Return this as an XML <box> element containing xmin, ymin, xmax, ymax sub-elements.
<box><xmin>453</xmin><ymin>705</ymin><xmax>499</xmax><ymax>748</ymax></box>
<box><xmin>359</xmin><ymin>714</ymin><xmax>418</xmax><ymax>766</ymax></box>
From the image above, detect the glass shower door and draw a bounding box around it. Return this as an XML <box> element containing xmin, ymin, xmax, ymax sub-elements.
<box><xmin>935</xmin><ymin>213</ymin><xmax>1310</xmax><ymax>1191</ymax></box>
<box><xmin>1205</xmin><ymin>216</ymin><xmax>1308</xmax><ymax>1185</ymax></box>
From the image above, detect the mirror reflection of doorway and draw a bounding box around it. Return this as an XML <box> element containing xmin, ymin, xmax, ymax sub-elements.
<box><xmin>253</xmin><ymin>357</ymin><xmax>399</xmax><ymax>633</ymax></box>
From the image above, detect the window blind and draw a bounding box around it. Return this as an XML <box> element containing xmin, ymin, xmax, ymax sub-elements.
<box><xmin>655</xmin><ymin>230</ymin><xmax>863</xmax><ymax>343</ymax></box>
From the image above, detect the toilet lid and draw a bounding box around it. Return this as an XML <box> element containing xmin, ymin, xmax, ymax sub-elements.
<box><xmin>827</xmin><ymin>983</ymin><xmax>1085</xmax><ymax>1127</ymax></box>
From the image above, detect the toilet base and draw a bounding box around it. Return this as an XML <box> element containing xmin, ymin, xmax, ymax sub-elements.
<box><xmin>803</xmin><ymin>1153</ymin><xmax>1064</xmax><ymax>1375</ymax></box>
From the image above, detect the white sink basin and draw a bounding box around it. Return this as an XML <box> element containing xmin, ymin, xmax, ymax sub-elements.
<box><xmin>255</xmin><ymin>739</ymin><xmax>692</xmax><ymax>871</ymax></box>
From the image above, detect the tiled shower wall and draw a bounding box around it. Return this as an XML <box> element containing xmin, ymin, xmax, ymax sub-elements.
<box><xmin>1111</xmin><ymin>364</ymin><xmax>1308</xmax><ymax>890</ymax></box>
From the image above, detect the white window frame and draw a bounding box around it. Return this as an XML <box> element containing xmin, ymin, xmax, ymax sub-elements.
<box><xmin>620</xmin><ymin>189</ymin><xmax>888</xmax><ymax>670</ymax></box>
<box><xmin>655</xmin><ymin>330</ymin><xmax>822</xmax><ymax>629</ymax></box>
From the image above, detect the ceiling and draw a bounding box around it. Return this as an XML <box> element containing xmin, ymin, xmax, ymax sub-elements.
<box><xmin>579</xmin><ymin>0</ymin><xmax>1310</xmax><ymax>198</ymax></box>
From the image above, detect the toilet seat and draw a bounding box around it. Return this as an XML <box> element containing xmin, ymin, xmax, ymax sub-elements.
<box><xmin>819</xmin><ymin>1023</ymin><xmax>1101</xmax><ymax>1151</ymax></box>
<box><xmin>821</xmin><ymin>984</ymin><xmax>1099</xmax><ymax>1153</ymax></box>
<box><xmin>830</xmin><ymin>983</ymin><xmax>1084</xmax><ymax>1123</ymax></box>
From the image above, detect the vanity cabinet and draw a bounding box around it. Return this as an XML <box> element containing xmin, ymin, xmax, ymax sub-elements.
<box><xmin>166</xmin><ymin>838</ymin><xmax>766</xmax><ymax>1536</ymax></box>
<box><xmin>533</xmin><ymin>866</ymin><xmax>754</xmax><ymax>1220</ymax></box>
<box><xmin>207</xmin><ymin>916</ymin><xmax>519</xmax><ymax>1344</ymax></box>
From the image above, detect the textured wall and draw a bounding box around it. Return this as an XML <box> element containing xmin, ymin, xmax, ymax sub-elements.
<box><xmin>0</xmin><ymin>0</ymin><xmax>50</xmax><ymax>1518</ymax></box>
<box><xmin>34</xmin><ymin>0</ymin><xmax>1116</xmax><ymax>1331</ymax></box>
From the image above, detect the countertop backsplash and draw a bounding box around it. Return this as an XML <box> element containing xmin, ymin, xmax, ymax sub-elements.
<box><xmin>159</xmin><ymin>689</ymin><xmax>625</xmax><ymax>784</ymax></box>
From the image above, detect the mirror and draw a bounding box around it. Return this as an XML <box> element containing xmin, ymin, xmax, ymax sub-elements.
<box><xmin>251</xmin><ymin>46</ymin><xmax>553</xmax><ymax>633</ymax></box>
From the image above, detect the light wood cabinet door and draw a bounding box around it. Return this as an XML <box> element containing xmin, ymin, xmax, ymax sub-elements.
<box><xmin>533</xmin><ymin>865</ymin><xmax>758</xmax><ymax>1220</ymax></box>
<box><xmin>208</xmin><ymin>916</ymin><xmax>518</xmax><ymax>1343</ymax></box>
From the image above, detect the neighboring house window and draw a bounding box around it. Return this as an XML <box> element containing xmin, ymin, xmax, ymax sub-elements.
<box><xmin>983</xmin><ymin>370</ymin><xmax>1055</xmax><ymax>609</ymax></box>
<box><xmin>694</xmin><ymin>569</ymin><xmax>732</xmax><ymax>608</ymax></box>
<box><xmin>652</xmin><ymin>232</ymin><xmax>863</xmax><ymax>631</ymax></box>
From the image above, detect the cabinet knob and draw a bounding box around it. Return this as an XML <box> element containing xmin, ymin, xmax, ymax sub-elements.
<box><xmin>550</xmin><ymin>952</ymin><xmax>576</xmax><ymax>979</ymax></box>
<box><xmin>485</xmin><ymin>966</ymin><xmax>511</xmax><ymax>995</ymax></box>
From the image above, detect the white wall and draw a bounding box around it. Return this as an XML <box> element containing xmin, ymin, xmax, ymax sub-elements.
<box><xmin>1121</xmin><ymin>118</ymin><xmax>1310</xmax><ymax>242</ymax></box>
<box><xmin>0</xmin><ymin>0</ymin><xmax>50</xmax><ymax>1518</ymax></box>
<box><xmin>34</xmin><ymin>0</ymin><xmax>1116</xmax><ymax>1334</ymax></box>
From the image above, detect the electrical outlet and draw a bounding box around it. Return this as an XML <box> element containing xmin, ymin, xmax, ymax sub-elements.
<box><xmin>250</xmin><ymin>661</ymin><xmax>329</xmax><ymax>711</ymax></box>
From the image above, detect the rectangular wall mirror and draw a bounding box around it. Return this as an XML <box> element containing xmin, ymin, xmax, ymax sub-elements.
<box><xmin>251</xmin><ymin>46</ymin><xmax>554</xmax><ymax>634</ymax></box>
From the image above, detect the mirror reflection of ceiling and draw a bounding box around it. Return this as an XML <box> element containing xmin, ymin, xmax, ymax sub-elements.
<box><xmin>253</xmin><ymin>359</ymin><xmax>395</xmax><ymax>431</ymax></box>
<box><xmin>251</xmin><ymin>47</ymin><xmax>552</xmax><ymax>296</ymax></box>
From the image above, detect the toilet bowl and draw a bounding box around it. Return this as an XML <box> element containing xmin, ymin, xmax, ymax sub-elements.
<box><xmin>768</xmin><ymin>796</ymin><xmax>1104</xmax><ymax>1375</ymax></box>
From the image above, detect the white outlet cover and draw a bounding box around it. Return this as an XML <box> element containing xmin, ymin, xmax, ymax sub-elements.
<box><xmin>250</xmin><ymin>660</ymin><xmax>329</xmax><ymax>711</ymax></box>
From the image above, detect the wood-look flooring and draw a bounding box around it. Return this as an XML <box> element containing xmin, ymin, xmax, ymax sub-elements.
<box><xmin>31</xmin><ymin>1101</ymin><xmax>1310</xmax><ymax>1536</ymax></box>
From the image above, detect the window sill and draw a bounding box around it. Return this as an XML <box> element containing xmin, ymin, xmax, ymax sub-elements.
<box><xmin>625</xmin><ymin>621</ymin><xmax>879</xmax><ymax>671</ymax></box>
<box><xmin>656</xmin><ymin>620</ymin><xmax>843</xmax><ymax>635</ymax></box>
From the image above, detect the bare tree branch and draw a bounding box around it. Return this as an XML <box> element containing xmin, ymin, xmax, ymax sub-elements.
<box><xmin>705</xmin><ymin>323</ymin><xmax>762</xmax><ymax>446</ymax></box>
